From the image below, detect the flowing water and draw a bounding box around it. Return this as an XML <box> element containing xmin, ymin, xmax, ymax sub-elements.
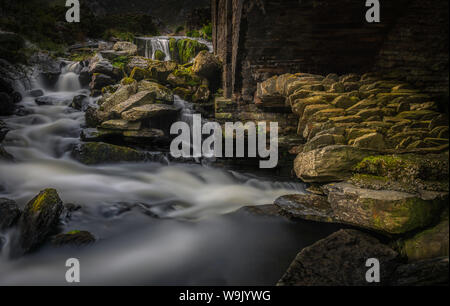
<box><xmin>135</xmin><ymin>36</ymin><xmax>214</xmax><ymax>61</ymax></box>
<box><xmin>0</xmin><ymin>63</ymin><xmax>341</xmax><ymax>285</ymax></box>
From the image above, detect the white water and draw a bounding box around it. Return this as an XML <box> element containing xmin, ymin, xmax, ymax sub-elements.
<box><xmin>0</xmin><ymin>66</ymin><xmax>342</xmax><ymax>285</ymax></box>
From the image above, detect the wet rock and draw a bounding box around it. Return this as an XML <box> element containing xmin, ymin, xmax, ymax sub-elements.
<box><xmin>390</xmin><ymin>257</ymin><xmax>449</xmax><ymax>286</ymax></box>
<box><xmin>121</xmin><ymin>104</ymin><xmax>181</xmax><ymax>121</ymax></box>
<box><xmin>192</xmin><ymin>85</ymin><xmax>211</xmax><ymax>103</ymax></box>
<box><xmin>85</xmin><ymin>105</ymin><xmax>112</xmax><ymax>128</ymax></box>
<box><xmin>0</xmin><ymin>198</ymin><xmax>21</xmax><ymax>230</ymax></box>
<box><xmin>167</xmin><ymin>69</ymin><xmax>203</xmax><ymax>89</ymax></box>
<box><xmin>70</xmin><ymin>95</ymin><xmax>89</xmax><ymax>111</ymax></box>
<box><xmin>51</xmin><ymin>230</ymin><xmax>95</xmax><ymax>246</ymax></box>
<box><xmin>278</xmin><ymin>229</ymin><xmax>401</xmax><ymax>286</ymax></box>
<box><xmin>154</xmin><ymin>50</ymin><xmax>166</xmax><ymax>61</ymax></box>
<box><xmin>324</xmin><ymin>182</ymin><xmax>444</xmax><ymax>234</ymax></box>
<box><xmin>79</xmin><ymin>67</ymin><xmax>91</xmax><ymax>86</ymax></box>
<box><xmin>303</xmin><ymin>134</ymin><xmax>346</xmax><ymax>152</ymax></box>
<box><xmin>274</xmin><ymin>194</ymin><xmax>335</xmax><ymax>223</ymax></box>
<box><xmin>71</xmin><ymin>142</ymin><xmax>145</xmax><ymax>165</ymax></box>
<box><xmin>294</xmin><ymin>145</ymin><xmax>376</xmax><ymax>183</ymax></box>
<box><xmin>0</xmin><ymin>119</ymin><xmax>8</xmax><ymax>143</ymax></box>
<box><xmin>11</xmin><ymin>189</ymin><xmax>64</xmax><ymax>257</ymax></box>
<box><xmin>0</xmin><ymin>145</ymin><xmax>13</xmax><ymax>161</ymax></box>
<box><xmin>28</xmin><ymin>89</ymin><xmax>44</xmax><ymax>98</ymax></box>
<box><xmin>398</xmin><ymin>210</ymin><xmax>449</xmax><ymax>261</ymax></box>
<box><xmin>123</xmin><ymin>129</ymin><xmax>165</xmax><ymax>140</ymax></box>
<box><xmin>89</xmin><ymin>73</ymin><xmax>115</xmax><ymax>93</ymax></box>
<box><xmin>0</xmin><ymin>92</ymin><xmax>15</xmax><ymax>116</ymax></box>
<box><xmin>31</xmin><ymin>53</ymin><xmax>61</xmax><ymax>87</ymax></box>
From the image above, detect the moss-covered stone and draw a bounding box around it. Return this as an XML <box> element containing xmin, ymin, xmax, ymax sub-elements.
<box><xmin>176</xmin><ymin>38</ymin><xmax>209</xmax><ymax>64</ymax></box>
<box><xmin>154</xmin><ymin>50</ymin><xmax>166</xmax><ymax>61</ymax></box>
<box><xmin>398</xmin><ymin>210</ymin><xmax>449</xmax><ymax>261</ymax></box>
<box><xmin>71</xmin><ymin>142</ymin><xmax>145</xmax><ymax>165</ymax></box>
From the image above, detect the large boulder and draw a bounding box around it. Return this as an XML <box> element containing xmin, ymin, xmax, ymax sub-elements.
<box><xmin>11</xmin><ymin>189</ymin><xmax>64</xmax><ymax>257</ymax></box>
<box><xmin>110</xmin><ymin>91</ymin><xmax>156</xmax><ymax>116</ymax></box>
<box><xmin>31</xmin><ymin>53</ymin><xmax>62</xmax><ymax>87</ymax></box>
<box><xmin>294</xmin><ymin>145</ymin><xmax>376</xmax><ymax>183</ymax></box>
<box><xmin>99</xmin><ymin>81</ymin><xmax>138</xmax><ymax>113</ymax></box>
<box><xmin>89</xmin><ymin>74</ymin><xmax>115</xmax><ymax>95</ymax></box>
<box><xmin>71</xmin><ymin>142</ymin><xmax>145</xmax><ymax>165</ymax></box>
<box><xmin>88</xmin><ymin>54</ymin><xmax>115</xmax><ymax>78</ymax></box>
<box><xmin>192</xmin><ymin>50</ymin><xmax>221</xmax><ymax>86</ymax></box>
<box><xmin>324</xmin><ymin>182</ymin><xmax>445</xmax><ymax>234</ymax></box>
<box><xmin>277</xmin><ymin>229</ymin><xmax>401</xmax><ymax>286</ymax></box>
<box><xmin>0</xmin><ymin>198</ymin><xmax>21</xmax><ymax>230</ymax></box>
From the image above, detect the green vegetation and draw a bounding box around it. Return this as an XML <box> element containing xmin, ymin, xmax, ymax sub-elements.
<box><xmin>176</xmin><ymin>39</ymin><xmax>209</xmax><ymax>64</ymax></box>
<box><xmin>0</xmin><ymin>1</ymin><xmax>159</xmax><ymax>55</ymax></box>
<box><xmin>186</xmin><ymin>23</ymin><xmax>212</xmax><ymax>41</ymax></box>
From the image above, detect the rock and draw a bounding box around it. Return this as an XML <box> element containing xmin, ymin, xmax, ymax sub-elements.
<box><xmin>0</xmin><ymin>119</ymin><xmax>9</xmax><ymax>143</ymax></box>
<box><xmin>35</xmin><ymin>96</ymin><xmax>66</xmax><ymax>106</ymax></box>
<box><xmin>294</xmin><ymin>145</ymin><xmax>375</xmax><ymax>183</ymax></box>
<box><xmin>352</xmin><ymin>132</ymin><xmax>385</xmax><ymax>150</ymax></box>
<box><xmin>100</xmin><ymin>81</ymin><xmax>138</xmax><ymax>112</ymax></box>
<box><xmin>353</xmin><ymin>154</ymin><xmax>449</xmax><ymax>193</ymax></box>
<box><xmin>390</xmin><ymin>257</ymin><xmax>449</xmax><ymax>286</ymax></box>
<box><xmin>331</xmin><ymin>95</ymin><xmax>359</xmax><ymax>109</ymax></box>
<box><xmin>32</xmin><ymin>53</ymin><xmax>61</xmax><ymax>87</ymax></box>
<box><xmin>71</xmin><ymin>142</ymin><xmax>144</xmax><ymax>165</ymax></box>
<box><xmin>176</xmin><ymin>38</ymin><xmax>209</xmax><ymax>64</ymax></box>
<box><xmin>137</xmin><ymin>81</ymin><xmax>174</xmax><ymax>104</ymax></box>
<box><xmin>167</xmin><ymin>69</ymin><xmax>203</xmax><ymax>89</ymax></box>
<box><xmin>192</xmin><ymin>85</ymin><xmax>211</xmax><ymax>103</ymax></box>
<box><xmin>85</xmin><ymin>106</ymin><xmax>112</xmax><ymax>128</ymax></box>
<box><xmin>303</xmin><ymin>134</ymin><xmax>346</xmax><ymax>152</ymax></box>
<box><xmin>397</xmin><ymin>110</ymin><xmax>440</xmax><ymax>121</ymax></box>
<box><xmin>154</xmin><ymin>50</ymin><xmax>166</xmax><ymax>61</ymax></box>
<box><xmin>113</xmin><ymin>41</ymin><xmax>137</xmax><ymax>56</ymax></box>
<box><xmin>0</xmin><ymin>145</ymin><xmax>13</xmax><ymax>161</ymax></box>
<box><xmin>277</xmin><ymin>229</ymin><xmax>401</xmax><ymax>286</ymax></box>
<box><xmin>79</xmin><ymin>67</ymin><xmax>91</xmax><ymax>86</ymax></box>
<box><xmin>0</xmin><ymin>198</ymin><xmax>21</xmax><ymax>230</ymax></box>
<box><xmin>88</xmin><ymin>54</ymin><xmax>115</xmax><ymax>78</ymax></box>
<box><xmin>121</xmin><ymin>104</ymin><xmax>180</xmax><ymax>121</ymax></box>
<box><xmin>101</xmin><ymin>119</ymin><xmax>141</xmax><ymax>131</ymax></box>
<box><xmin>90</xmin><ymin>74</ymin><xmax>115</xmax><ymax>93</ymax></box>
<box><xmin>110</xmin><ymin>91</ymin><xmax>156</xmax><ymax>116</ymax></box>
<box><xmin>126</xmin><ymin>56</ymin><xmax>151</xmax><ymax>73</ymax></box>
<box><xmin>70</xmin><ymin>95</ymin><xmax>89</xmax><ymax>111</ymax></box>
<box><xmin>0</xmin><ymin>92</ymin><xmax>14</xmax><ymax>115</ymax></box>
<box><xmin>52</xmin><ymin>230</ymin><xmax>96</xmax><ymax>246</ymax></box>
<box><xmin>192</xmin><ymin>50</ymin><xmax>221</xmax><ymax>85</ymax></box>
<box><xmin>28</xmin><ymin>89</ymin><xmax>44</xmax><ymax>98</ymax></box>
<box><xmin>324</xmin><ymin>182</ymin><xmax>444</xmax><ymax>234</ymax></box>
<box><xmin>398</xmin><ymin>211</ymin><xmax>449</xmax><ymax>261</ymax></box>
<box><xmin>123</xmin><ymin>129</ymin><xmax>165</xmax><ymax>139</ymax></box>
<box><xmin>11</xmin><ymin>189</ymin><xmax>64</xmax><ymax>257</ymax></box>
<box><xmin>274</xmin><ymin>194</ymin><xmax>335</xmax><ymax>223</ymax></box>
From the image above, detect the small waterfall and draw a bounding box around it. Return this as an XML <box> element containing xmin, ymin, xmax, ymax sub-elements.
<box><xmin>55</xmin><ymin>63</ymin><xmax>82</xmax><ymax>92</ymax></box>
<box><xmin>135</xmin><ymin>36</ymin><xmax>214</xmax><ymax>61</ymax></box>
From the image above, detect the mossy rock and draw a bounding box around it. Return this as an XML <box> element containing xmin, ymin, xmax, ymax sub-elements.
<box><xmin>71</xmin><ymin>142</ymin><xmax>145</xmax><ymax>165</ymax></box>
<box><xmin>154</xmin><ymin>50</ymin><xmax>166</xmax><ymax>61</ymax></box>
<box><xmin>173</xmin><ymin>87</ymin><xmax>194</xmax><ymax>100</ymax></box>
<box><xmin>52</xmin><ymin>230</ymin><xmax>96</xmax><ymax>246</ymax></box>
<box><xmin>398</xmin><ymin>209</ymin><xmax>449</xmax><ymax>261</ymax></box>
<box><xmin>176</xmin><ymin>38</ymin><xmax>209</xmax><ymax>64</ymax></box>
<box><xmin>11</xmin><ymin>189</ymin><xmax>64</xmax><ymax>257</ymax></box>
<box><xmin>167</xmin><ymin>67</ymin><xmax>203</xmax><ymax>88</ymax></box>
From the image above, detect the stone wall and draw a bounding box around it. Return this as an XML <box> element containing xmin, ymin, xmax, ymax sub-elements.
<box><xmin>212</xmin><ymin>0</ymin><xmax>449</xmax><ymax>111</ymax></box>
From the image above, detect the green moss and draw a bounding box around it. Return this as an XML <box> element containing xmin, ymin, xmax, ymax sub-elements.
<box><xmin>67</xmin><ymin>230</ymin><xmax>81</xmax><ymax>235</ymax></box>
<box><xmin>121</xmin><ymin>77</ymin><xmax>135</xmax><ymax>86</ymax></box>
<box><xmin>154</xmin><ymin>50</ymin><xmax>166</xmax><ymax>61</ymax></box>
<box><xmin>176</xmin><ymin>39</ymin><xmax>209</xmax><ymax>64</ymax></box>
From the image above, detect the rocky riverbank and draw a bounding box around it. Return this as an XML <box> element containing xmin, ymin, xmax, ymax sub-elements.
<box><xmin>250</xmin><ymin>72</ymin><xmax>449</xmax><ymax>285</ymax></box>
